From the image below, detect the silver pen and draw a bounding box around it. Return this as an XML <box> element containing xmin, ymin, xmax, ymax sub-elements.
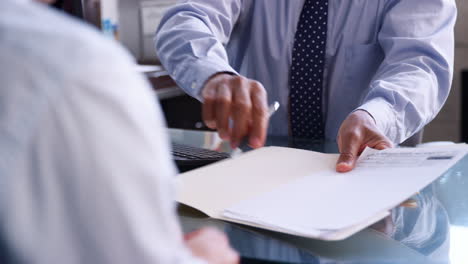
<box><xmin>268</xmin><ymin>101</ymin><xmax>280</xmax><ymax>118</ymax></box>
<box><xmin>236</xmin><ymin>101</ymin><xmax>280</xmax><ymax>149</ymax></box>
<box><xmin>222</xmin><ymin>101</ymin><xmax>280</xmax><ymax>149</ymax></box>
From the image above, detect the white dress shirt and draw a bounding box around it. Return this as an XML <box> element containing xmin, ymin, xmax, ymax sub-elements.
<box><xmin>0</xmin><ymin>1</ymin><xmax>203</xmax><ymax>263</ymax></box>
<box><xmin>155</xmin><ymin>0</ymin><xmax>456</xmax><ymax>143</ymax></box>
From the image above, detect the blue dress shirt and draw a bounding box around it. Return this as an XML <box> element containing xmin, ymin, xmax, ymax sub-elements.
<box><xmin>155</xmin><ymin>0</ymin><xmax>456</xmax><ymax>143</ymax></box>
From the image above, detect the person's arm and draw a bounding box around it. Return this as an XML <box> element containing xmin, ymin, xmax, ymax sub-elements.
<box><xmin>358</xmin><ymin>0</ymin><xmax>456</xmax><ymax>143</ymax></box>
<box><xmin>155</xmin><ymin>1</ymin><xmax>269</xmax><ymax>149</ymax></box>
<box><xmin>2</xmin><ymin>43</ymin><xmax>237</xmax><ymax>264</ymax></box>
<box><xmin>336</xmin><ymin>0</ymin><xmax>456</xmax><ymax>172</ymax></box>
<box><xmin>155</xmin><ymin>0</ymin><xmax>241</xmax><ymax>99</ymax></box>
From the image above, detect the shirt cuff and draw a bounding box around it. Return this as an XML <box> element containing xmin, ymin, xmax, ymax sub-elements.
<box><xmin>356</xmin><ymin>98</ymin><xmax>400</xmax><ymax>143</ymax></box>
<box><xmin>170</xmin><ymin>58</ymin><xmax>238</xmax><ymax>101</ymax></box>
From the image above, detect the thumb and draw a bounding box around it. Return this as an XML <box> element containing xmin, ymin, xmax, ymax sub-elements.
<box><xmin>336</xmin><ymin>138</ymin><xmax>361</xmax><ymax>173</ymax></box>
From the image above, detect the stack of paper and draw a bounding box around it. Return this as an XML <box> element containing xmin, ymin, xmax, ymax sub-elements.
<box><xmin>176</xmin><ymin>145</ymin><xmax>467</xmax><ymax>240</ymax></box>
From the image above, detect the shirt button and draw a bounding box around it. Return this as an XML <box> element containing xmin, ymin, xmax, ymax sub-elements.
<box><xmin>191</xmin><ymin>82</ymin><xmax>197</xmax><ymax>89</ymax></box>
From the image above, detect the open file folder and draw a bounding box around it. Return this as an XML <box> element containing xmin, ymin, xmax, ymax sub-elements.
<box><xmin>175</xmin><ymin>145</ymin><xmax>468</xmax><ymax>241</ymax></box>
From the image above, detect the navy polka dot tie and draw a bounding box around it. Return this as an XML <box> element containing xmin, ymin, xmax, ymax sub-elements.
<box><xmin>290</xmin><ymin>0</ymin><xmax>328</xmax><ymax>139</ymax></box>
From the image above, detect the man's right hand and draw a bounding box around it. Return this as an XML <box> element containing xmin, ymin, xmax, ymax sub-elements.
<box><xmin>202</xmin><ymin>73</ymin><xmax>269</xmax><ymax>149</ymax></box>
<box><xmin>185</xmin><ymin>227</ymin><xmax>239</xmax><ymax>264</ymax></box>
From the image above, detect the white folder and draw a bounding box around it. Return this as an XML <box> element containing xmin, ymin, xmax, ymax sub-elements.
<box><xmin>175</xmin><ymin>145</ymin><xmax>467</xmax><ymax>240</ymax></box>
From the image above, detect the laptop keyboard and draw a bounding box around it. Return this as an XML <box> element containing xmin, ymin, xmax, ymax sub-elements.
<box><xmin>171</xmin><ymin>142</ymin><xmax>231</xmax><ymax>172</ymax></box>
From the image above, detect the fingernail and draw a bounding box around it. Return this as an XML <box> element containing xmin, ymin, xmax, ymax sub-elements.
<box><xmin>205</xmin><ymin>120</ymin><xmax>215</xmax><ymax>129</ymax></box>
<box><xmin>250</xmin><ymin>138</ymin><xmax>261</xmax><ymax>148</ymax></box>
<box><xmin>337</xmin><ymin>162</ymin><xmax>352</xmax><ymax>172</ymax></box>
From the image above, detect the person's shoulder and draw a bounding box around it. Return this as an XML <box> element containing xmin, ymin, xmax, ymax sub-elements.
<box><xmin>0</xmin><ymin>0</ymin><xmax>152</xmax><ymax>132</ymax></box>
<box><xmin>0</xmin><ymin>0</ymin><xmax>135</xmax><ymax>84</ymax></box>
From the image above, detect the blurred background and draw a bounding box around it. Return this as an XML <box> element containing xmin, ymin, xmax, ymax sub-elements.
<box><xmin>59</xmin><ymin>0</ymin><xmax>468</xmax><ymax>143</ymax></box>
<box><xmin>427</xmin><ymin>0</ymin><xmax>468</xmax><ymax>143</ymax></box>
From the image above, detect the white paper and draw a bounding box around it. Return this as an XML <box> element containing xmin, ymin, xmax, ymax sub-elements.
<box><xmin>222</xmin><ymin>146</ymin><xmax>468</xmax><ymax>232</ymax></box>
<box><xmin>176</xmin><ymin>147</ymin><xmax>338</xmax><ymax>217</ymax></box>
<box><xmin>356</xmin><ymin>147</ymin><xmax>461</xmax><ymax>168</ymax></box>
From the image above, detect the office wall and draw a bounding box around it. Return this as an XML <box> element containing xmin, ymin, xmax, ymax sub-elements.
<box><xmin>424</xmin><ymin>1</ymin><xmax>467</xmax><ymax>142</ymax></box>
<box><xmin>118</xmin><ymin>0</ymin><xmax>176</xmax><ymax>63</ymax></box>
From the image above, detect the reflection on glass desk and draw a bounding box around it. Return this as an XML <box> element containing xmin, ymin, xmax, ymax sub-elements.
<box><xmin>169</xmin><ymin>128</ymin><xmax>468</xmax><ymax>264</ymax></box>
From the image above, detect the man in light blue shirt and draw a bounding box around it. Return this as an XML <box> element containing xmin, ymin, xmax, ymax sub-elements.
<box><xmin>155</xmin><ymin>0</ymin><xmax>456</xmax><ymax>171</ymax></box>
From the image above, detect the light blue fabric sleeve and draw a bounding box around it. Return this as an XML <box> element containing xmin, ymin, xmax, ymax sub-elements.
<box><xmin>154</xmin><ymin>0</ymin><xmax>242</xmax><ymax>100</ymax></box>
<box><xmin>357</xmin><ymin>0</ymin><xmax>457</xmax><ymax>143</ymax></box>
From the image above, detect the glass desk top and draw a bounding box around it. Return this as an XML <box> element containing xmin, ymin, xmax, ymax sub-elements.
<box><xmin>169</xmin><ymin>129</ymin><xmax>468</xmax><ymax>264</ymax></box>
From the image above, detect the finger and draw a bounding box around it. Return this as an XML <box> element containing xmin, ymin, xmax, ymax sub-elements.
<box><xmin>226</xmin><ymin>249</ymin><xmax>240</xmax><ymax>264</ymax></box>
<box><xmin>374</xmin><ymin>142</ymin><xmax>390</xmax><ymax>150</ymax></box>
<box><xmin>358</xmin><ymin>144</ymin><xmax>368</xmax><ymax>155</ymax></box>
<box><xmin>367</xmin><ymin>133</ymin><xmax>393</xmax><ymax>150</ymax></box>
<box><xmin>248</xmin><ymin>82</ymin><xmax>268</xmax><ymax>148</ymax></box>
<box><xmin>230</xmin><ymin>78</ymin><xmax>251</xmax><ymax>149</ymax></box>
<box><xmin>203</xmin><ymin>227</ymin><xmax>230</xmax><ymax>246</ymax></box>
<box><xmin>184</xmin><ymin>229</ymin><xmax>202</xmax><ymax>241</ymax></box>
<box><xmin>373</xmin><ymin>140</ymin><xmax>393</xmax><ymax>150</ymax></box>
<box><xmin>202</xmin><ymin>85</ymin><xmax>217</xmax><ymax>129</ymax></box>
<box><xmin>336</xmin><ymin>133</ymin><xmax>344</xmax><ymax>153</ymax></box>
<box><xmin>336</xmin><ymin>132</ymin><xmax>361</xmax><ymax>173</ymax></box>
<box><xmin>214</xmin><ymin>84</ymin><xmax>232</xmax><ymax>140</ymax></box>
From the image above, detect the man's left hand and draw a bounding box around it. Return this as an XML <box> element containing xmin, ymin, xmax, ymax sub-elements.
<box><xmin>336</xmin><ymin>110</ymin><xmax>393</xmax><ymax>173</ymax></box>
